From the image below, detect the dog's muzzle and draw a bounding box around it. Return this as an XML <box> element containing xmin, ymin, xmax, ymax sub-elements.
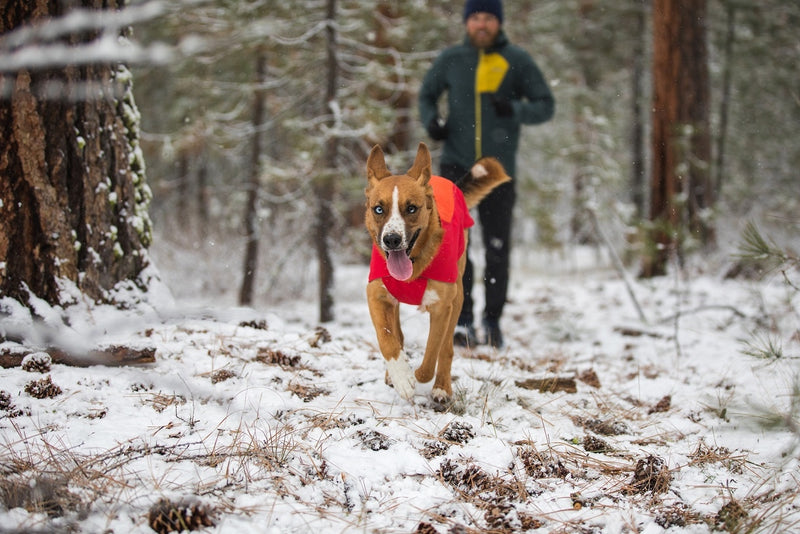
<box><xmin>382</xmin><ymin>232</ymin><xmax>404</xmax><ymax>251</ymax></box>
<box><xmin>381</xmin><ymin>229</ymin><xmax>420</xmax><ymax>256</ymax></box>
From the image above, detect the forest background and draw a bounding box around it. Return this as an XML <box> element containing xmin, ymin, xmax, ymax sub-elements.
<box><xmin>1</xmin><ymin>2</ymin><xmax>800</xmax><ymax>532</ymax></box>
<box><xmin>131</xmin><ymin>0</ymin><xmax>799</xmax><ymax>317</ymax></box>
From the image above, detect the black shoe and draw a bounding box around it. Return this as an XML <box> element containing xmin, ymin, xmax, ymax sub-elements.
<box><xmin>453</xmin><ymin>324</ymin><xmax>478</xmax><ymax>348</ymax></box>
<box><xmin>483</xmin><ymin>318</ymin><xmax>504</xmax><ymax>348</ymax></box>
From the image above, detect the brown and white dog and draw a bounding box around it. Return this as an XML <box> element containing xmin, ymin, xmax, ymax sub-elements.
<box><xmin>365</xmin><ymin>142</ymin><xmax>510</xmax><ymax>404</ymax></box>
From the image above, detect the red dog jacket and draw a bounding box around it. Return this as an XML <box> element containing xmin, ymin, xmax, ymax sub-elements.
<box><xmin>368</xmin><ymin>176</ymin><xmax>474</xmax><ymax>305</ymax></box>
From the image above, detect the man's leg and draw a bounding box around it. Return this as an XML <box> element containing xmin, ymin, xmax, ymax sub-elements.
<box><xmin>440</xmin><ymin>162</ymin><xmax>476</xmax><ymax>346</ymax></box>
<box><xmin>478</xmin><ymin>182</ymin><xmax>515</xmax><ymax>347</ymax></box>
<box><xmin>459</xmin><ymin>246</ymin><xmax>475</xmax><ymax>327</ymax></box>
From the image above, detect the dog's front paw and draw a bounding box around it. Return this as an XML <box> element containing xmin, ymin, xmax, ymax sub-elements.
<box><xmin>385</xmin><ymin>353</ymin><xmax>416</xmax><ymax>401</ymax></box>
<box><xmin>431</xmin><ymin>387</ymin><xmax>451</xmax><ymax>404</ymax></box>
<box><xmin>430</xmin><ymin>388</ymin><xmax>454</xmax><ymax>412</ymax></box>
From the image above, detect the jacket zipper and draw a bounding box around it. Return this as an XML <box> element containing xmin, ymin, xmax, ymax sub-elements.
<box><xmin>474</xmin><ymin>49</ymin><xmax>483</xmax><ymax>160</ymax></box>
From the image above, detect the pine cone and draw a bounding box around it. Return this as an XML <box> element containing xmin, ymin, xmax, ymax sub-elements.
<box><xmin>147</xmin><ymin>498</ymin><xmax>215</xmax><ymax>534</ymax></box>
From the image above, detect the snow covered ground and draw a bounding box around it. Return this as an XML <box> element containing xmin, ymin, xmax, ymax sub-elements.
<box><xmin>1</xmin><ymin>246</ymin><xmax>798</xmax><ymax>533</ymax></box>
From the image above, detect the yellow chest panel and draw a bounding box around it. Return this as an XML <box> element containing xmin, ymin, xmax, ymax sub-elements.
<box><xmin>476</xmin><ymin>52</ymin><xmax>509</xmax><ymax>94</ymax></box>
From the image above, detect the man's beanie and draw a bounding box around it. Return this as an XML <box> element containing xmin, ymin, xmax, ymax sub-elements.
<box><xmin>463</xmin><ymin>0</ymin><xmax>503</xmax><ymax>24</ymax></box>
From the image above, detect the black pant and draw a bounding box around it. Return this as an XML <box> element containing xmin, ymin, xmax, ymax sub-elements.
<box><xmin>440</xmin><ymin>163</ymin><xmax>516</xmax><ymax>325</ymax></box>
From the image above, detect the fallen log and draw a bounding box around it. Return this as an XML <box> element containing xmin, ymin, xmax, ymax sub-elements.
<box><xmin>0</xmin><ymin>346</ymin><xmax>156</xmax><ymax>368</ymax></box>
<box><xmin>515</xmin><ymin>376</ymin><xmax>577</xmax><ymax>394</ymax></box>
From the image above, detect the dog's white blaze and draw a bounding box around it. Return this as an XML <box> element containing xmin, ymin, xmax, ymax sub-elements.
<box><xmin>380</xmin><ymin>185</ymin><xmax>406</xmax><ymax>249</ymax></box>
<box><xmin>385</xmin><ymin>351</ymin><xmax>416</xmax><ymax>400</ymax></box>
<box><xmin>471</xmin><ymin>162</ymin><xmax>488</xmax><ymax>178</ymax></box>
<box><xmin>420</xmin><ymin>287</ymin><xmax>440</xmax><ymax>310</ymax></box>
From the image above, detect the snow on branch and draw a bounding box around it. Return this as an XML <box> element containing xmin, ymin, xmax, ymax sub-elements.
<box><xmin>0</xmin><ymin>1</ymin><xmax>208</xmax><ymax>72</ymax></box>
<box><xmin>1</xmin><ymin>2</ymin><xmax>165</xmax><ymax>50</ymax></box>
<box><xmin>0</xmin><ymin>38</ymin><xmax>174</xmax><ymax>72</ymax></box>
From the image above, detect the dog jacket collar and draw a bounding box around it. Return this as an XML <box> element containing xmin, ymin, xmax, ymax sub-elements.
<box><xmin>369</xmin><ymin>176</ymin><xmax>474</xmax><ymax>305</ymax></box>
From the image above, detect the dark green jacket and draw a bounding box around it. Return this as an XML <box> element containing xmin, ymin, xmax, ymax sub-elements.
<box><xmin>418</xmin><ymin>31</ymin><xmax>554</xmax><ymax>178</ymax></box>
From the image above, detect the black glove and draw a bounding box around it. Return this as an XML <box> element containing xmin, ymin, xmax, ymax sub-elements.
<box><xmin>427</xmin><ymin>117</ymin><xmax>448</xmax><ymax>141</ymax></box>
<box><xmin>492</xmin><ymin>96</ymin><xmax>514</xmax><ymax>118</ymax></box>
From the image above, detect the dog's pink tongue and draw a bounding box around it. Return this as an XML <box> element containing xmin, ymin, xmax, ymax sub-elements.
<box><xmin>387</xmin><ymin>250</ymin><xmax>413</xmax><ymax>281</ymax></box>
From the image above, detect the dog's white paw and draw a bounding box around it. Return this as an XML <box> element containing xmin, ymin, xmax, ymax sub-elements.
<box><xmin>431</xmin><ymin>387</ymin><xmax>451</xmax><ymax>404</ymax></box>
<box><xmin>385</xmin><ymin>352</ymin><xmax>416</xmax><ymax>401</ymax></box>
<box><xmin>430</xmin><ymin>387</ymin><xmax>453</xmax><ymax>412</ymax></box>
<box><xmin>431</xmin><ymin>388</ymin><xmax>450</xmax><ymax>402</ymax></box>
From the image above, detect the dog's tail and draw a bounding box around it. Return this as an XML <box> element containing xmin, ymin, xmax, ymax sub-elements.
<box><xmin>455</xmin><ymin>157</ymin><xmax>512</xmax><ymax>209</ymax></box>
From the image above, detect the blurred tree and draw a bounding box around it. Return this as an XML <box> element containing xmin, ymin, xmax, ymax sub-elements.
<box><xmin>126</xmin><ymin>0</ymin><xmax>799</xmax><ymax>301</ymax></box>
<box><xmin>0</xmin><ymin>0</ymin><xmax>153</xmax><ymax>306</ymax></box>
<box><xmin>708</xmin><ymin>0</ymin><xmax>800</xmax><ymax>225</ymax></box>
<box><xmin>713</xmin><ymin>0</ymin><xmax>736</xmax><ymax>204</ymax></box>
<box><xmin>317</xmin><ymin>0</ymin><xmax>337</xmax><ymax>323</ymax></box>
<box><xmin>132</xmin><ymin>0</ymin><xmax>457</xmax><ymax>311</ymax></box>
<box><xmin>629</xmin><ymin>0</ymin><xmax>649</xmax><ymax>219</ymax></box>
<box><xmin>514</xmin><ymin>0</ymin><xmax>648</xmax><ymax>250</ymax></box>
<box><xmin>643</xmin><ymin>0</ymin><xmax>711</xmax><ymax>277</ymax></box>
<box><xmin>239</xmin><ymin>51</ymin><xmax>268</xmax><ymax>307</ymax></box>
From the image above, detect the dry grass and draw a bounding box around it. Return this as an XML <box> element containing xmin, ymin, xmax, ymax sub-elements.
<box><xmin>2</xmin><ymin>301</ymin><xmax>799</xmax><ymax>533</ymax></box>
<box><xmin>2</xmin><ymin>396</ymin><xmax>797</xmax><ymax>534</ymax></box>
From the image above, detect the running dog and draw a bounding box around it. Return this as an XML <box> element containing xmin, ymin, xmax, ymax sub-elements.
<box><xmin>365</xmin><ymin>142</ymin><xmax>510</xmax><ymax>404</ymax></box>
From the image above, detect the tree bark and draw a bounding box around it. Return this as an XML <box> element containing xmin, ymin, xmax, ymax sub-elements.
<box><xmin>569</xmin><ymin>0</ymin><xmax>600</xmax><ymax>245</ymax></box>
<box><xmin>197</xmin><ymin>156</ymin><xmax>209</xmax><ymax>235</ymax></box>
<box><xmin>239</xmin><ymin>52</ymin><xmax>268</xmax><ymax>307</ymax></box>
<box><xmin>714</xmin><ymin>1</ymin><xmax>736</xmax><ymax>202</ymax></box>
<box><xmin>643</xmin><ymin>0</ymin><xmax>711</xmax><ymax>277</ymax></box>
<box><xmin>176</xmin><ymin>151</ymin><xmax>190</xmax><ymax>226</ymax></box>
<box><xmin>630</xmin><ymin>0</ymin><xmax>648</xmax><ymax>218</ymax></box>
<box><xmin>0</xmin><ymin>0</ymin><xmax>153</xmax><ymax>306</ymax></box>
<box><xmin>682</xmin><ymin>0</ymin><xmax>713</xmax><ymax>247</ymax></box>
<box><xmin>316</xmin><ymin>0</ymin><xmax>337</xmax><ymax>323</ymax></box>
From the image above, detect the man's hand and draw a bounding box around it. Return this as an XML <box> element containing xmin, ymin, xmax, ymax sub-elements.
<box><xmin>492</xmin><ymin>96</ymin><xmax>514</xmax><ymax>118</ymax></box>
<box><xmin>427</xmin><ymin>117</ymin><xmax>448</xmax><ymax>141</ymax></box>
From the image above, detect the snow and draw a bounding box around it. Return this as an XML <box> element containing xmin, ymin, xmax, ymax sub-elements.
<box><xmin>1</xmin><ymin>248</ymin><xmax>798</xmax><ymax>533</ymax></box>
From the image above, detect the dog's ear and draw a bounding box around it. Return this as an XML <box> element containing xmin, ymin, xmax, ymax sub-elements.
<box><xmin>407</xmin><ymin>142</ymin><xmax>432</xmax><ymax>186</ymax></box>
<box><xmin>366</xmin><ymin>145</ymin><xmax>391</xmax><ymax>187</ymax></box>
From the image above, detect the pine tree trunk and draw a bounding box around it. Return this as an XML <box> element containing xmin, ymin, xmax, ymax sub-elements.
<box><xmin>682</xmin><ymin>0</ymin><xmax>713</xmax><ymax>248</ymax></box>
<box><xmin>643</xmin><ymin>0</ymin><xmax>711</xmax><ymax>277</ymax></box>
<box><xmin>0</xmin><ymin>0</ymin><xmax>153</xmax><ymax>306</ymax></box>
<box><xmin>569</xmin><ymin>0</ymin><xmax>601</xmax><ymax>245</ymax></box>
<box><xmin>197</xmin><ymin>157</ymin><xmax>209</xmax><ymax>235</ymax></box>
<box><xmin>630</xmin><ymin>0</ymin><xmax>648</xmax><ymax>219</ymax></box>
<box><xmin>239</xmin><ymin>52</ymin><xmax>268</xmax><ymax>307</ymax></box>
<box><xmin>316</xmin><ymin>0</ymin><xmax>338</xmax><ymax>323</ymax></box>
<box><xmin>714</xmin><ymin>2</ymin><xmax>736</xmax><ymax>203</ymax></box>
<box><xmin>176</xmin><ymin>152</ymin><xmax>190</xmax><ymax>226</ymax></box>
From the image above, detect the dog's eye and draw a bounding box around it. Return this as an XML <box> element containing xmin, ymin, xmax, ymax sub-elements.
<box><xmin>406</xmin><ymin>205</ymin><xmax>418</xmax><ymax>214</ymax></box>
<box><xmin>373</xmin><ymin>206</ymin><xmax>384</xmax><ymax>215</ymax></box>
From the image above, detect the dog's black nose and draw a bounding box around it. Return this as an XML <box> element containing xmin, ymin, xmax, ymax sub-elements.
<box><xmin>383</xmin><ymin>233</ymin><xmax>403</xmax><ymax>250</ymax></box>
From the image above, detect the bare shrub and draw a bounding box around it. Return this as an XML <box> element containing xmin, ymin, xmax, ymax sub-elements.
<box><xmin>0</xmin><ymin>475</ymin><xmax>83</xmax><ymax>518</ymax></box>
